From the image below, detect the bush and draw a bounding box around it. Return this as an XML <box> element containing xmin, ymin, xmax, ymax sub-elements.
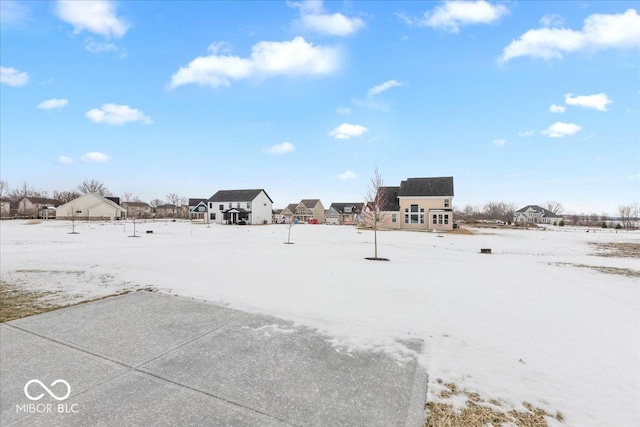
<box><xmin>553</xmin><ymin>221</ymin><xmax>557</xmax><ymax>226</ymax></box>
<box><xmin>615</xmin><ymin>223</ymin><xmax>622</xmax><ymax>229</ymax></box>
<box><xmin>601</xmin><ymin>222</ymin><xmax>608</xmax><ymax>228</ymax></box>
<box><xmin>559</xmin><ymin>220</ymin><xmax>565</xmax><ymax>227</ymax></box>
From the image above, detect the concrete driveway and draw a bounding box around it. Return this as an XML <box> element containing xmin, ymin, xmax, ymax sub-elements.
<box><xmin>1</xmin><ymin>291</ymin><xmax>427</xmax><ymax>426</ymax></box>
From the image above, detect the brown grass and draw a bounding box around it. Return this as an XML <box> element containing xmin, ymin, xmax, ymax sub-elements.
<box><xmin>449</xmin><ymin>227</ymin><xmax>475</xmax><ymax>235</ymax></box>
<box><xmin>552</xmin><ymin>262</ymin><xmax>640</xmax><ymax>279</ymax></box>
<box><xmin>588</xmin><ymin>242</ymin><xmax>640</xmax><ymax>259</ymax></box>
<box><xmin>26</xmin><ymin>219</ymin><xmax>43</xmax><ymax>225</ymax></box>
<box><xmin>0</xmin><ymin>281</ymin><xmax>133</xmax><ymax>323</ymax></box>
<box><xmin>425</xmin><ymin>381</ymin><xmax>564</xmax><ymax>427</ymax></box>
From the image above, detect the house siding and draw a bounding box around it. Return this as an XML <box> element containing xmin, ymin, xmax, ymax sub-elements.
<box><xmin>398</xmin><ymin>196</ymin><xmax>453</xmax><ymax>231</ymax></box>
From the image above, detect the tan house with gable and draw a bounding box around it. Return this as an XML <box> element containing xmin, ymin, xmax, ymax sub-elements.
<box><xmin>295</xmin><ymin>199</ymin><xmax>325</xmax><ymax>223</ymax></box>
<box><xmin>17</xmin><ymin>197</ymin><xmax>61</xmax><ymax>218</ymax></box>
<box><xmin>369</xmin><ymin>177</ymin><xmax>454</xmax><ymax>231</ymax></box>
<box><xmin>56</xmin><ymin>193</ymin><xmax>126</xmax><ymax>221</ymax></box>
<box><xmin>121</xmin><ymin>201</ymin><xmax>152</xmax><ymax>218</ymax></box>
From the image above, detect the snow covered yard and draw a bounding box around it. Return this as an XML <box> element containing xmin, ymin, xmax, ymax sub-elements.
<box><xmin>1</xmin><ymin>220</ymin><xmax>638</xmax><ymax>426</ymax></box>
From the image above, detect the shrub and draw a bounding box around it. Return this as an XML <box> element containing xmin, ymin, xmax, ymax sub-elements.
<box><xmin>615</xmin><ymin>223</ymin><xmax>622</xmax><ymax>229</ymax></box>
<box><xmin>559</xmin><ymin>220</ymin><xmax>565</xmax><ymax>227</ymax></box>
<box><xmin>601</xmin><ymin>222</ymin><xmax>608</xmax><ymax>228</ymax></box>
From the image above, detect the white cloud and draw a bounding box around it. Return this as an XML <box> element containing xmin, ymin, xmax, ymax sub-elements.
<box><xmin>208</xmin><ymin>41</ymin><xmax>233</xmax><ymax>54</ymax></box>
<box><xmin>367</xmin><ymin>80</ymin><xmax>404</xmax><ymax>97</ymax></box>
<box><xmin>291</xmin><ymin>0</ymin><xmax>365</xmax><ymax>37</ymax></box>
<box><xmin>549</xmin><ymin>104</ymin><xmax>566</xmax><ymax>113</ymax></box>
<box><xmin>56</xmin><ymin>0</ymin><xmax>129</xmax><ymax>38</ymax></box>
<box><xmin>565</xmin><ymin>92</ymin><xmax>612</xmax><ymax>111</ymax></box>
<box><xmin>627</xmin><ymin>174</ymin><xmax>640</xmax><ymax>180</ymax></box>
<box><xmin>338</xmin><ymin>170</ymin><xmax>357</xmax><ymax>180</ymax></box>
<box><xmin>86</xmin><ymin>104</ymin><xmax>153</xmax><ymax>125</ymax></box>
<box><xmin>170</xmin><ymin>37</ymin><xmax>340</xmax><ymax>88</ymax></box>
<box><xmin>403</xmin><ymin>1</ymin><xmax>509</xmax><ymax>32</ymax></box>
<box><xmin>81</xmin><ymin>152</ymin><xmax>111</xmax><ymax>163</ymax></box>
<box><xmin>500</xmin><ymin>9</ymin><xmax>640</xmax><ymax>63</ymax></box>
<box><xmin>265</xmin><ymin>142</ymin><xmax>295</xmax><ymax>155</ymax></box>
<box><xmin>351</xmin><ymin>97</ymin><xmax>392</xmax><ymax>113</ymax></box>
<box><xmin>542</xmin><ymin>122</ymin><xmax>582</xmax><ymax>138</ymax></box>
<box><xmin>0</xmin><ymin>66</ymin><xmax>29</xmax><ymax>86</ymax></box>
<box><xmin>492</xmin><ymin>138</ymin><xmax>506</xmax><ymax>147</ymax></box>
<box><xmin>84</xmin><ymin>38</ymin><xmax>125</xmax><ymax>56</ymax></box>
<box><xmin>58</xmin><ymin>155</ymin><xmax>73</xmax><ymax>165</ymax></box>
<box><xmin>518</xmin><ymin>130</ymin><xmax>535</xmax><ymax>137</ymax></box>
<box><xmin>37</xmin><ymin>98</ymin><xmax>69</xmax><ymax>110</ymax></box>
<box><xmin>329</xmin><ymin>123</ymin><xmax>368</xmax><ymax>140</ymax></box>
<box><xmin>1</xmin><ymin>1</ymin><xmax>29</xmax><ymax>25</ymax></box>
<box><xmin>539</xmin><ymin>14</ymin><xmax>564</xmax><ymax>28</ymax></box>
<box><xmin>336</xmin><ymin>106</ymin><xmax>352</xmax><ymax>115</ymax></box>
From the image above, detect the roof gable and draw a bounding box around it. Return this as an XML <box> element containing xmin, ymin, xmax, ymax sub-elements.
<box><xmin>188</xmin><ymin>198</ymin><xmax>207</xmax><ymax>206</ymax></box>
<box><xmin>378</xmin><ymin>186</ymin><xmax>400</xmax><ymax>211</ymax></box>
<box><xmin>301</xmin><ymin>199</ymin><xmax>321</xmax><ymax>209</ymax></box>
<box><xmin>329</xmin><ymin>202</ymin><xmax>364</xmax><ymax>214</ymax></box>
<box><xmin>398</xmin><ymin>177</ymin><xmax>454</xmax><ymax>197</ymax></box>
<box><xmin>208</xmin><ymin>189</ymin><xmax>273</xmax><ymax>204</ymax></box>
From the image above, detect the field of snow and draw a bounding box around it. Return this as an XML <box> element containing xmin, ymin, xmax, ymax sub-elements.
<box><xmin>1</xmin><ymin>220</ymin><xmax>638</xmax><ymax>426</ymax></box>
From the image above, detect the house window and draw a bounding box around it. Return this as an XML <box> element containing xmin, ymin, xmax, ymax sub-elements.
<box><xmin>408</xmin><ymin>205</ymin><xmax>424</xmax><ymax>224</ymax></box>
<box><xmin>210</xmin><ymin>213</ymin><xmax>215</xmax><ymax>220</ymax></box>
<box><xmin>411</xmin><ymin>204</ymin><xmax>418</xmax><ymax>212</ymax></box>
<box><xmin>432</xmin><ymin>215</ymin><xmax>437</xmax><ymax>224</ymax></box>
<box><xmin>247</xmin><ymin>202</ymin><xmax>251</xmax><ymax>209</ymax></box>
<box><xmin>444</xmin><ymin>199</ymin><xmax>450</xmax><ymax>208</ymax></box>
<box><xmin>392</xmin><ymin>214</ymin><xmax>397</xmax><ymax>223</ymax></box>
<box><xmin>237</xmin><ymin>202</ymin><xmax>240</xmax><ymax>208</ymax></box>
<box><xmin>444</xmin><ymin>214</ymin><xmax>449</xmax><ymax>225</ymax></box>
<box><xmin>219</xmin><ymin>204</ymin><xmax>224</xmax><ymax>211</ymax></box>
<box><xmin>209</xmin><ymin>202</ymin><xmax>213</xmax><ymax>209</ymax></box>
<box><xmin>438</xmin><ymin>214</ymin><xmax>443</xmax><ymax>224</ymax></box>
<box><xmin>229</xmin><ymin>202</ymin><xmax>232</xmax><ymax>208</ymax></box>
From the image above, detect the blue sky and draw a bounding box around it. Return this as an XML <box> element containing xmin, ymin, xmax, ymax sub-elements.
<box><xmin>1</xmin><ymin>0</ymin><xmax>638</xmax><ymax>214</ymax></box>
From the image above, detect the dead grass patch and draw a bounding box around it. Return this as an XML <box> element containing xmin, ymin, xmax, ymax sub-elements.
<box><xmin>552</xmin><ymin>262</ymin><xmax>640</xmax><ymax>279</ymax></box>
<box><xmin>25</xmin><ymin>219</ymin><xmax>43</xmax><ymax>225</ymax></box>
<box><xmin>425</xmin><ymin>381</ymin><xmax>564</xmax><ymax>427</ymax></box>
<box><xmin>0</xmin><ymin>281</ymin><xmax>133</xmax><ymax>323</ymax></box>
<box><xmin>588</xmin><ymin>242</ymin><xmax>640</xmax><ymax>259</ymax></box>
<box><xmin>450</xmin><ymin>228</ymin><xmax>475</xmax><ymax>235</ymax></box>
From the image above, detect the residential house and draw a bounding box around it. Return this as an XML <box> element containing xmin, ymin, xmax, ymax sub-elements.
<box><xmin>207</xmin><ymin>189</ymin><xmax>273</xmax><ymax>225</ymax></box>
<box><xmin>272</xmin><ymin>209</ymin><xmax>283</xmax><ymax>224</ymax></box>
<box><xmin>367</xmin><ymin>177</ymin><xmax>454</xmax><ymax>231</ymax></box>
<box><xmin>294</xmin><ymin>199</ymin><xmax>325</xmax><ymax>223</ymax></box>
<box><xmin>279</xmin><ymin>204</ymin><xmax>299</xmax><ymax>223</ymax></box>
<box><xmin>326</xmin><ymin>203</ymin><xmax>364</xmax><ymax>225</ymax></box>
<box><xmin>155</xmin><ymin>204</ymin><xmax>185</xmax><ymax>218</ymax></box>
<box><xmin>121</xmin><ymin>201</ymin><xmax>152</xmax><ymax>218</ymax></box>
<box><xmin>513</xmin><ymin>205</ymin><xmax>563</xmax><ymax>224</ymax></box>
<box><xmin>56</xmin><ymin>193</ymin><xmax>126</xmax><ymax>221</ymax></box>
<box><xmin>0</xmin><ymin>198</ymin><xmax>11</xmax><ymax>218</ymax></box>
<box><xmin>17</xmin><ymin>197</ymin><xmax>61</xmax><ymax>219</ymax></box>
<box><xmin>189</xmin><ymin>198</ymin><xmax>208</xmax><ymax>220</ymax></box>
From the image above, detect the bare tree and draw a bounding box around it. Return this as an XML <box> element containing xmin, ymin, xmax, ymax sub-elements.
<box><xmin>166</xmin><ymin>193</ymin><xmax>184</xmax><ymax>218</ymax></box>
<box><xmin>78</xmin><ymin>179</ymin><xmax>111</xmax><ymax>196</ymax></box>
<box><xmin>619</xmin><ymin>204</ymin><xmax>634</xmax><ymax>229</ymax></box>
<box><xmin>0</xmin><ymin>180</ymin><xmax>8</xmax><ymax>199</ymax></box>
<box><xmin>285</xmin><ymin>215</ymin><xmax>295</xmax><ymax>244</ymax></box>
<box><xmin>67</xmin><ymin>204</ymin><xmax>80</xmax><ymax>234</ymax></box>
<box><xmin>149</xmin><ymin>199</ymin><xmax>163</xmax><ymax>208</ymax></box>
<box><xmin>363</xmin><ymin>167</ymin><xmax>389</xmax><ymax>260</ymax></box>
<box><xmin>124</xmin><ymin>192</ymin><xmax>133</xmax><ymax>202</ymax></box>
<box><xmin>544</xmin><ymin>201</ymin><xmax>564</xmax><ymax>214</ymax></box>
<box><xmin>482</xmin><ymin>201</ymin><xmax>516</xmax><ymax>223</ymax></box>
<box><xmin>53</xmin><ymin>190</ymin><xmax>81</xmax><ymax>204</ymax></box>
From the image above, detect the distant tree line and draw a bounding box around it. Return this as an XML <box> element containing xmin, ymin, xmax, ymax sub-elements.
<box><xmin>0</xmin><ymin>179</ymin><xmax>189</xmax><ymax>219</ymax></box>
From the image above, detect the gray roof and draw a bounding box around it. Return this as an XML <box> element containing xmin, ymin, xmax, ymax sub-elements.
<box><xmin>188</xmin><ymin>198</ymin><xmax>207</xmax><ymax>207</ymax></box>
<box><xmin>378</xmin><ymin>186</ymin><xmax>400</xmax><ymax>211</ymax></box>
<box><xmin>208</xmin><ymin>189</ymin><xmax>273</xmax><ymax>203</ymax></box>
<box><xmin>300</xmin><ymin>199</ymin><xmax>321</xmax><ymax>208</ymax></box>
<box><xmin>329</xmin><ymin>202</ymin><xmax>364</xmax><ymax>214</ymax></box>
<box><xmin>282</xmin><ymin>203</ymin><xmax>298</xmax><ymax>214</ymax></box>
<box><xmin>515</xmin><ymin>205</ymin><xmax>562</xmax><ymax>218</ymax></box>
<box><xmin>23</xmin><ymin>197</ymin><xmax>61</xmax><ymax>206</ymax></box>
<box><xmin>121</xmin><ymin>202</ymin><xmax>150</xmax><ymax>208</ymax></box>
<box><xmin>398</xmin><ymin>177</ymin><xmax>454</xmax><ymax>197</ymax></box>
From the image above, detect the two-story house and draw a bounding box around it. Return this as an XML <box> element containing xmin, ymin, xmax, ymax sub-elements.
<box><xmin>369</xmin><ymin>177</ymin><xmax>454</xmax><ymax>231</ymax></box>
<box><xmin>121</xmin><ymin>201</ymin><xmax>152</xmax><ymax>218</ymax></box>
<box><xmin>326</xmin><ymin>203</ymin><xmax>363</xmax><ymax>225</ymax></box>
<box><xmin>513</xmin><ymin>205</ymin><xmax>562</xmax><ymax>224</ymax></box>
<box><xmin>207</xmin><ymin>189</ymin><xmax>273</xmax><ymax>225</ymax></box>
<box><xmin>294</xmin><ymin>199</ymin><xmax>325</xmax><ymax>223</ymax></box>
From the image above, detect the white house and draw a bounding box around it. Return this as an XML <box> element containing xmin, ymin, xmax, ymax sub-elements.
<box><xmin>207</xmin><ymin>189</ymin><xmax>273</xmax><ymax>225</ymax></box>
<box><xmin>56</xmin><ymin>193</ymin><xmax>126</xmax><ymax>221</ymax></box>
<box><xmin>514</xmin><ymin>205</ymin><xmax>563</xmax><ymax>224</ymax></box>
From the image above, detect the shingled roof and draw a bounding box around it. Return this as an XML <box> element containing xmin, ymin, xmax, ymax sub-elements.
<box><xmin>329</xmin><ymin>202</ymin><xmax>364</xmax><ymax>214</ymax></box>
<box><xmin>378</xmin><ymin>186</ymin><xmax>400</xmax><ymax>211</ymax></box>
<box><xmin>208</xmin><ymin>189</ymin><xmax>273</xmax><ymax>203</ymax></box>
<box><xmin>23</xmin><ymin>197</ymin><xmax>61</xmax><ymax>206</ymax></box>
<box><xmin>188</xmin><ymin>198</ymin><xmax>207</xmax><ymax>207</ymax></box>
<box><xmin>398</xmin><ymin>177</ymin><xmax>454</xmax><ymax>197</ymax></box>
<box><xmin>300</xmin><ymin>199</ymin><xmax>321</xmax><ymax>208</ymax></box>
<box><xmin>515</xmin><ymin>205</ymin><xmax>562</xmax><ymax>218</ymax></box>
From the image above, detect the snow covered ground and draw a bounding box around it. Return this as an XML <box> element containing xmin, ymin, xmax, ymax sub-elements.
<box><xmin>1</xmin><ymin>220</ymin><xmax>638</xmax><ymax>426</ymax></box>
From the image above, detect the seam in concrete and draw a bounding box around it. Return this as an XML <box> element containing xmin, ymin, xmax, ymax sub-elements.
<box><xmin>3</xmin><ymin>320</ymin><xmax>293</xmax><ymax>426</ymax></box>
<box><xmin>134</xmin><ymin>312</ymin><xmax>251</xmax><ymax>369</ymax></box>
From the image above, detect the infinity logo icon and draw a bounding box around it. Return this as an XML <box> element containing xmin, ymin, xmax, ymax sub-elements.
<box><xmin>24</xmin><ymin>380</ymin><xmax>71</xmax><ymax>401</ymax></box>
